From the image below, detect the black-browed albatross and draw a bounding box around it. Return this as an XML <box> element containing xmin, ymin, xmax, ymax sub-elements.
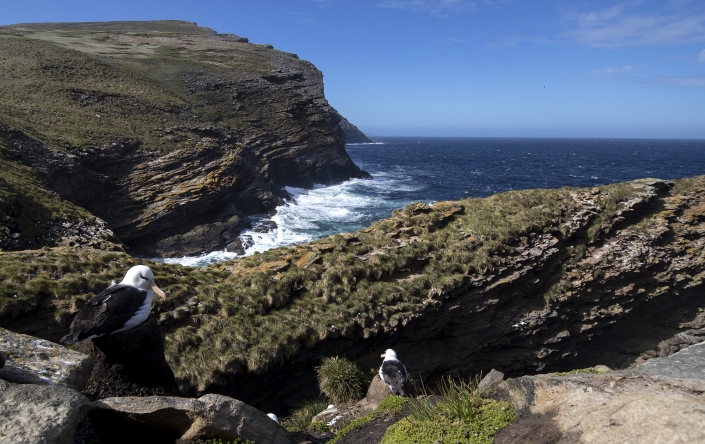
<box><xmin>379</xmin><ymin>349</ymin><xmax>408</xmax><ymax>396</ymax></box>
<box><xmin>61</xmin><ymin>265</ymin><xmax>166</xmax><ymax>344</ymax></box>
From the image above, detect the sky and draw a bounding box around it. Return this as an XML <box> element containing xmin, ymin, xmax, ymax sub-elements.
<box><xmin>2</xmin><ymin>0</ymin><xmax>705</xmax><ymax>138</ymax></box>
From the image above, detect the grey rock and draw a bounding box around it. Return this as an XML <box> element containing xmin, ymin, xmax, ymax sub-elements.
<box><xmin>0</xmin><ymin>379</ymin><xmax>91</xmax><ymax>444</ymax></box>
<box><xmin>477</xmin><ymin>368</ymin><xmax>504</xmax><ymax>394</ymax></box>
<box><xmin>90</xmin><ymin>393</ymin><xmax>292</xmax><ymax>443</ymax></box>
<box><xmin>0</xmin><ymin>328</ymin><xmax>93</xmax><ymax>391</ymax></box>
<box><xmin>364</xmin><ymin>375</ymin><xmax>392</xmax><ymax>407</ymax></box>
<box><xmin>311</xmin><ymin>405</ymin><xmax>338</xmax><ymax>424</ymax></box>
<box><xmin>630</xmin><ymin>340</ymin><xmax>705</xmax><ymax>381</ymax></box>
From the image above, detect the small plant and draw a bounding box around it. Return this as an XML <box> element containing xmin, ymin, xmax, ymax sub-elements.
<box><xmin>309</xmin><ymin>421</ymin><xmax>331</xmax><ymax>433</ymax></box>
<box><xmin>281</xmin><ymin>398</ymin><xmax>330</xmax><ymax>432</ymax></box>
<box><xmin>553</xmin><ymin>367</ymin><xmax>603</xmax><ymax>377</ymax></box>
<box><xmin>408</xmin><ymin>375</ymin><xmax>482</xmax><ymax>423</ymax></box>
<box><xmin>316</xmin><ymin>356</ymin><xmax>368</xmax><ymax>404</ymax></box>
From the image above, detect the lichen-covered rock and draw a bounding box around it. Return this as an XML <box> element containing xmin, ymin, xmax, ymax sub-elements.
<box><xmin>0</xmin><ymin>379</ymin><xmax>91</xmax><ymax>444</ymax></box>
<box><xmin>90</xmin><ymin>393</ymin><xmax>292</xmax><ymax>444</ymax></box>
<box><xmin>0</xmin><ymin>328</ymin><xmax>93</xmax><ymax>391</ymax></box>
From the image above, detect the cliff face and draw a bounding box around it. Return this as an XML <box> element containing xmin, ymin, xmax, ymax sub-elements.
<box><xmin>0</xmin><ymin>21</ymin><xmax>369</xmax><ymax>256</ymax></box>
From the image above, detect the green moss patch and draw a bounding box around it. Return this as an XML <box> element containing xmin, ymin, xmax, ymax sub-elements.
<box><xmin>382</xmin><ymin>399</ymin><xmax>515</xmax><ymax>444</ymax></box>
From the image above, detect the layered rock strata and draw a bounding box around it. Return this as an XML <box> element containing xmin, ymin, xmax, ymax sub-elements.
<box><xmin>0</xmin><ymin>21</ymin><xmax>369</xmax><ymax>256</ymax></box>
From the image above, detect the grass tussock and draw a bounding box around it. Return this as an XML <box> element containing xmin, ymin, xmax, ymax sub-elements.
<box><xmin>281</xmin><ymin>398</ymin><xmax>331</xmax><ymax>432</ymax></box>
<box><xmin>382</xmin><ymin>376</ymin><xmax>515</xmax><ymax>444</ymax></box>
<box><xmin>316</xmin><ymin>356</ymin><xmax>368</xmax><ymax>404</ymax></box>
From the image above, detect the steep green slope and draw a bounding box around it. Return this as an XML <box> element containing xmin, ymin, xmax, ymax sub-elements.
<box><xmin>3</xmin><ymin>176</ymin><xmax>704</xmax><ymax>411</ymax></box>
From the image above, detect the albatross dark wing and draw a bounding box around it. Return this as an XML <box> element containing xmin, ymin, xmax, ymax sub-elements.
<box><xmin>381</xmin><ymin>360</ymin><xmax>408</xmax><ymax>395</ymax></box>
<box><xmin>61</xmin><ymin>284</ymin><xmax>149</xmax><ymax>343</ymax></box>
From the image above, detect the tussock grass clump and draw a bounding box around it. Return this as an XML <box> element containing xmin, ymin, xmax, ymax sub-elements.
<box><xmin>382</xmin><ymin>376</ymin><xmax>515</xmax><ymax>444</ymax></box>
<box><xmin>316</xmin><ymin>356</ymin><xmax>368</xmax><ymax>404</ymax></box>
<box><xmin>281</xmin><ymin>398</ymin><xmax>331</xmax><ymax>432</ymax></box>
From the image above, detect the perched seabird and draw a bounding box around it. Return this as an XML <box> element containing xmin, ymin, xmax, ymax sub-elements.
<box><xmin>379</xmin><ymin>349</ymin><xmax>408</xmax><ymax>396</ymax></box>
<box><xmin>267</xmin><ymin>413</ymin><xmax>279</xmax><ymax>423</ymax></box>
<box><xmin>61</xmin><ymin>265</ymin><xmax>167</xmax><ymax>344</ymax></box>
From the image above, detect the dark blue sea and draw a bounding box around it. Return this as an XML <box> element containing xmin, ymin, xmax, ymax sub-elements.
<box><xmin>166</xmin><ymin>137</ymin><xmax>705</xmax><ymax>266</ymax></box>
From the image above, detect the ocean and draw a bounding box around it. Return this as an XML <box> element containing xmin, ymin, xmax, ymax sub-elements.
<box><xmin>164</xmin><ymin>137</ymin><xmax>705</xmax><ymax>266</ymax></box>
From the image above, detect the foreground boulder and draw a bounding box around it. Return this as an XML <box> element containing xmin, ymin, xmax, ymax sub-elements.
<box><xmin>495</xmin><ymin>342</ymin><xmax>705</xmax><ymax>443</ymax></box>
<box><xmin>0</xmin><ymin>379</ymin><xmax>91</xmax><ymax>444</ymax></box>
<box><xmin>90</xmin><ymin>393</ymin><xmax>292</xmax><ymax>444</ymax></box>
<box><xmin>0</xmin><ymin>327</ymin><xmax>93</xmax><ymax>391</ymax></box>
<box><xmin>75</xmin><ymin>316</ymin><xmax>181</xmax><ymax>400</ymax></box>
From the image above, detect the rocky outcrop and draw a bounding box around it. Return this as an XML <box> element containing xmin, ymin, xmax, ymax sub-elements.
<box><xmin>495</xmin><ymin>342</ymin><xmax>705</xmax><ymax>444</ymax></box>
<box><xmin>0</xmin><ymin>21</ymin><xmax>369</xmax><ymax>256</ymax></box>
<box><xmin>0</xmin><ymin>379</ymin><xmax>92</xmax><ymax>444</ymax></box>
<box><xmin>337</xmin><ymin>115</ymin><xmax>373</xmax><ymax>144</ymax></box>
<box><xmin>90</xmin><ymin>393</ymin><xmax>292</xmax><ymax>444</ymax></box>
<box><xmin>0</xmin><ymin>327</ymin><xmax>93</xmax><ymax>391</ymax></box>
<box><xmin>75</xmin><ymin>316</ymin><xmax>182</xmax><ymax>400</ymax></box>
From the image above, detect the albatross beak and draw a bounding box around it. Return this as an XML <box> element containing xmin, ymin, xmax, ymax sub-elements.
<box><xmin>380</xmin><ymin>353</ymin><xmax>385</xmax><ymax>358</ymax></box>
<box><xmin>151</xmin><ymin>283</ymin><xmax>167</xmax><ymax>300</ymax></box>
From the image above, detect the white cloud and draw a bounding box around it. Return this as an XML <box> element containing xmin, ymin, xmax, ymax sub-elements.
<box><xmin>565</xmin><ymin>3</ymin><xmax>705</xmax><ymax>47</ymax></box>
<box><xmin>377</xmin><ymin>0</ymin><xmax>477</xmax><ymax>18</ymax></box>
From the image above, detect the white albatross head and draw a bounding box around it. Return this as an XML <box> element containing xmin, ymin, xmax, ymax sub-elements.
<box><xmin>381</xmin><ymin>349</ymin><xmax>399</xmax><ymax>361</ymax></box>
<box><xmin>121</xmin><ymin>265</ymin><xmax>167</xmax><ymax>300</ymax></box>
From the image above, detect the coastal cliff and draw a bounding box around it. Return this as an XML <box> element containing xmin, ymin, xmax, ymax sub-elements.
<box><xmin>0</xmin><ymin>20</ymin><xmax>369</xmax><ymax>256</ymax></box>
<box><xmin>2</xmin><ymin>175</ymin><xmax>704</xmax><ymax>413</ymax></box>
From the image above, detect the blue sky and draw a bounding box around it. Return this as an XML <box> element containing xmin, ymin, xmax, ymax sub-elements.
<box><xmin>3</xmin><ymin>0</ymin><xmax>705</xmax><ymax>138</ymax></box>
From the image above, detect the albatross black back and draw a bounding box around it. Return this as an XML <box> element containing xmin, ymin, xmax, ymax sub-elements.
<box><xmin>62</xmin><ymin>284</ymin><xmax>148</xmax><ymax>343</ymax></box>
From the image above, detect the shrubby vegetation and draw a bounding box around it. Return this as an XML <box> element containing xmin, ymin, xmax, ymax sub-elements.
<box><xmin>316</xmin><ymin>356</ymin><xmax>368</xmax><ymax>404</ymax></box>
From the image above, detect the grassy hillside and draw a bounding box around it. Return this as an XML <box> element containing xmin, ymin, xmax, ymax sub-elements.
<box><xmin>6</xmin><ymin>175</ymin><xmax>703</xmax><ymax>394</ymax></box>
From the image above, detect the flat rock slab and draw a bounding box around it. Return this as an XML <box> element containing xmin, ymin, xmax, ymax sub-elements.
<box><xmin>630</xmin><ymin>340</ymin><xmax>705</xmax><ymax>381</ymax></box>
<box><xmin>0</xmin><ymin>327</ymin><xmax>93</xmax><ymax>391</ymax></box>
<box><xmin>90</xmin><ymin>393</ymin><xmax>292</xmax><ymax>444</ymax></box>
<box><xmin>0</xmin><ymin>379</ymin><xmax>91</xmax><ymax>444</ymax></box>
<box><xmin>498</xmin><ymin>372</ymin><xmax>705</xmax><ymax>443</ymax></box>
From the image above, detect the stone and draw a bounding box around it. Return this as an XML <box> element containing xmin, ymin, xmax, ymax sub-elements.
<box><xmin>630</xmin><ymin>340</ymin><xmax>705</xmax><ymax>380</ymax></box>
<box><xmin>364</xmin><ymin>375</ymin><xmax>392</xmax><ymax>407</ymax></box>
<box><xmin>90</xmin><ymin>393</ymin><xmax>292</xmax><ymax>444</ymax></box>
<box><xmin>0</xmin><ymin>327</ymin><xmax>93</xmax><ymax>391</ymax></box>
<box><xmin>74</xmin><ymin>315</ymin><xmax>181</xmax><ymax>400</ymax></box>
<box><xmin>311</xmin><ymin>404</ymin><xmax>338</xmax><ymax>424</ymax></box>
<box><xmin>477</xmin><ymin>368</ymin><xmax>504</xmax><ymax>394</ymax></box>
<box><xmin>0</xmin><ymin>379</ymin><xmax>91</xmax><ymax>444</ymax></box>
